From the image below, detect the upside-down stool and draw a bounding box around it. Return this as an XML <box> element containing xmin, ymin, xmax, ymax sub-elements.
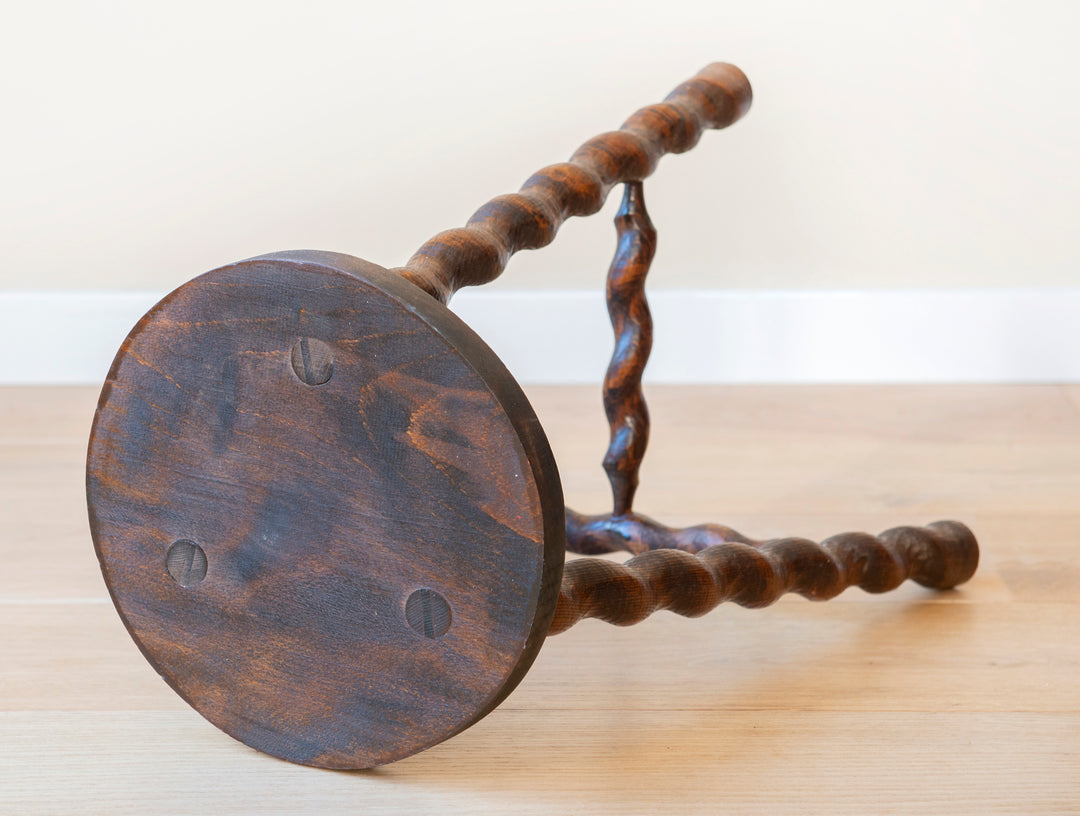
<box><xmin>86</xmin><ymin>63</ymin><xmax>979</xmax><ymax>768</ymax></box>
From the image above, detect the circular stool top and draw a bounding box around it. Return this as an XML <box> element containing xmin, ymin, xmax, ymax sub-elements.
<box><xmin>87</xmin><ymin>250</ymin><xmax>565</xmax><ymax>768</ymax></box>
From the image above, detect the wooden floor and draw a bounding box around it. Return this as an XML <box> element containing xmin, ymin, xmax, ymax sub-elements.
<box><xmin>2</xmin><ymin>385</ymin><xmax>1079</xmax><ymax>815</ymax></box>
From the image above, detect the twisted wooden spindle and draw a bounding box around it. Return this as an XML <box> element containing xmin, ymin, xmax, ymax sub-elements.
<box><xmin>550</xmin><ymin>521</ymin><xmax>979</xmax><ymax>634</ymax></box>
<box><xmin>602</xmin><ymin>182</ymin><xmax>655</xmax><ymax>515</ymax></box>
<box><xmin>565</xmin><ymin>508</ymin><xmax>753</xmax><ymax>555</ymax></box>
<box><xmin>395</xmin><ymin>62</ymin><xmax>751</xmax><ymax>302</ymax></box>
<box><xmin>551</xmin><ymin>177</ymin><xmax>979</xmax><ymax>634</ymax></box>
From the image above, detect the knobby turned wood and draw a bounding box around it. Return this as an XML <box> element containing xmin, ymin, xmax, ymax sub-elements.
<box><xmin>395</xmin><ymin>62</ymin><xmax>752</xmax><ymax>303</ymax></box>
<box><xmin>553</xmin><ymin>519</ymin><xmax>977</xmax><ymax>635</ymax></box>
<box><xmin>550</xmin><ymin>182</ymin><xmax>978</xmax><ymax>634</ymax></box>
<box><xmin>600</xmin><ymin>183</ymin><xmax>655</xmax><ymax>517</ymax></box>
<box><xmin>86</xmin><ymin>61</ymin><xmax>979</xmax><ymax>771</ymax></box>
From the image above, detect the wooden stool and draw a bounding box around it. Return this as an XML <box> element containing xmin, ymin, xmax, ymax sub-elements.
<box><xmin>86</xmin><ymin>63</ymin><xmax>978</xmax><ymax>769</ymax></box>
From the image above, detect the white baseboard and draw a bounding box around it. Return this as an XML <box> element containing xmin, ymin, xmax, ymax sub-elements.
<box><xmin>3</xmin><ymin>288</ymin><xmax>1079</xmax><ymax>385</ymax></box>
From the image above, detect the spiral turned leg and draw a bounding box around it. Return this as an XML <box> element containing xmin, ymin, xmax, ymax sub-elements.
<box><xmin>554</xmin><ymin>180</ymin><xmax>980</xmax><ymax>636</ymax></box>
<box><xmin>549</xmin><ymin>521</ymin><xmax>979</xmax><ymax>634</ymax></box>
<box><xmin>601</xmin><ymin>181</ymin><xmax>654</xmax><ymax>516</ymax></box>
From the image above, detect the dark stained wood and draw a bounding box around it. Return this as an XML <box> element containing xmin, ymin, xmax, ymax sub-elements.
<box><xmin>87</xmin><ymin>251</ymin><xmax>565</xmax><ymax>769</ymax></box>
<box><xmin>85</xmin><ymin>60</ymin><xmax>981</xmax><ymax>771</ymax></box>
<box><xmin>557</xmin><ymin>178</ymin><xmax>979</xmax><ymax>634</ymax></box>
<box><xmin>601</xmin><ymin>182</ymin><xmax>655</xmax><ymax>516</ymax></box>
<box><xmin>551</xmin><ymin>520</ymin><xmax>979</xmax><ymax>635</ymax></box>
<box><xmin>395</xmin><ymin>62</ymin><xmax>752</xmax><ymax>303</ymax></box>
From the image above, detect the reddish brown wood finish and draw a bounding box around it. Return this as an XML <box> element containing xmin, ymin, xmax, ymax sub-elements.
<box><xmin>87</xmin><ymin>251</ymin><xmax>565</xmax><ymax>768</ymax></box>
<box><xmin>566</xmin><ymin>507</ymin><xmax>754</xmax><ymax>555</ymax></box>
<box><xmin>555</xmin><ymin>178</ymin><xmax>978</xmax><ymax>633</ymax></box>
<box><xmin>601</xmin><ymin>182</ymin><xmax>655</xmax><ymax>516</ymax></box>
<box><xmin>551</xmin><ymin>520</ymin><xmax>978</xmax><ymax>635</ymax></box>
<box><xmin>395</xmin><ymin>62</ymin><xmax>752</xmax><ymax>303</ymax></box>
<box><xmin>86</xmin><ymin>61</ymin><xmax>980</xmax><ymax>770</ymax></box>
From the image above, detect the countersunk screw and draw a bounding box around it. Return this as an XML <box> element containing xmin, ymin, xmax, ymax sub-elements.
<box><xmin>291</xmin><ymin>337</ymin><xmax>334</xmax><ymax>385</ymax></box>
<box><xmin>166</xmin><ymin>540</ymin><xmax>207</xmax><ymax>587</ymax></box>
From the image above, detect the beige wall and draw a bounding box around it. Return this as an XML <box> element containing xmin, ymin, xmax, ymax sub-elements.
<box><xmin>2</xmin><ymin>1</ymin><xmax>1077</xmax><ymax>293</ymax></box>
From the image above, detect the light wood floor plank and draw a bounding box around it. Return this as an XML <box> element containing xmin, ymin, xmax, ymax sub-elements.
<box><xmin>4</xmin><ymin>598</ymin><xmax>1075</xmax><ymax>713</ymax></box>
<box><xmin>1</xmin><ymin>711</ymin><xmax>1075</xmax><ymax>816</ymax></box>
<box><xmin>3</xmin><ymin>385</ymin><xmax>1078</xmax><ymax>813</ymax></box>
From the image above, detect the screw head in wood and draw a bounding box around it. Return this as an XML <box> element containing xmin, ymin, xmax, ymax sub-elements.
<box><xmin>165</xmin><ymin>540</ymin><xmax>207</xmax><ymax>587</ymax></box>
<box><xmin>290</xmin><ymin>337</ymin><xmax>334</xmax><ymax>385</ymax></box>
<box><xmin>405</xmin><ymin>588</ymin><xmax>452</xmax><ymax>638</ymax></box>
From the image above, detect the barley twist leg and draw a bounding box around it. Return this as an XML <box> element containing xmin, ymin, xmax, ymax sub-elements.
<box><xmin>549</xmin><ymin>521</ymin><xmax>978</xmax><ymax>634</ymax></box>
<box><xmin>553</xmin><ymin>168</ymin><xmax>979</xmax><ymax>637</ymax></box>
